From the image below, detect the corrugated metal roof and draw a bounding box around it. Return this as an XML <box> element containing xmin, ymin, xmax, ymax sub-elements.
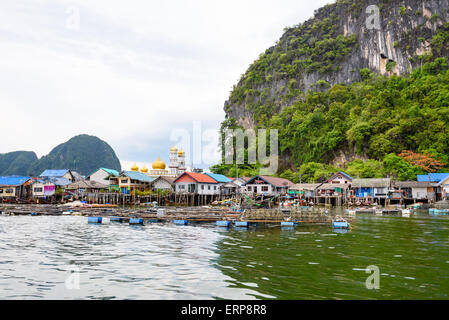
<box><xmin>417</xmin><ymin>173</ymin><xmax>449</xmax><ymax>183</ymax></box>
<box><xmin>204</xmin><ymin>173</ymin><xmax>232</xmax><ymax>183</ymax></box>
<box><xmin>40</xmin><ymin>169</ymin><xmax>70</xmax><ymax>177</ymax></box>
<box><xmin>244</xmin><ymin>175</ymin><xmax>294</xmax><ymax>187</ymax></box>
<box><xmin>102</xmin><ymin>168</ymin><xmax>119</xmax><ymax>177</ymax></box>
<box><xmin>394</xmin><ymin>181</ymin><xmax>435</xmax><ymax>188</ymax></box>
<box><xmin>437</xmin><ymin>175</ymin><xmax>449</xmax><ymax>186</ymax></box>
<box><xmin>122</xmin><ymin>171</ymin><xmax>154</xmax><ymax>182</ymax></box>
<box><xmin>318</xmin><ymin>183</ymin><xmax>350</xmax><ymax>190</ymax></box>
<box><xmin>352</xmin><ymin>178</ymin><xmax>391</xmax><ymax>188</ymax></box>
<box><xmin>66</xmin><ymin>180</ymin><xmax>108</xmax><ymax>189</ymax></box>
<box><xmin>290</xmin><ymin>183</ymin><xmax>320</xmax><ymax>191</ymax></box>
<box><xmin>0</xmin><ymin>176</ymin><xmax>31</xmax><ymax>186</ymax></box>
<box><xmin>87</xmin><ymin>168</ymin><xmax>120</xmax><ymax>178</ymax></box>
<box><xmin>47</xmin><ymin>177</ymin><xmax>72</xmax><ymax>186</ymax></box>
<box><xmin>151</xmin><ymin>176</ymin><xmax>175</xmax><ymax>185</ymax></box>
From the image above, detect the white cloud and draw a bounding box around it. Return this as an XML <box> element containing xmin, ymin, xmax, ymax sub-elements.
<box><xmin>0</xmin><ymin>0</ymin><xmax>333</xmax><ymax>168</ymax></box>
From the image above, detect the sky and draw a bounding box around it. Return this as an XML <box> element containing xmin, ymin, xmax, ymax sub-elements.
<box><xmin>0</xmin><ymin>0</ymin><xmax>332</xmax><ymax>171</ymax></box>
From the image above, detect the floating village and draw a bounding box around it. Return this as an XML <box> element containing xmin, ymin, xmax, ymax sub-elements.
<box><xmin>1</xmin><ymin>146</ymin><xmax>449</xmax><ymax>230</ymax></box>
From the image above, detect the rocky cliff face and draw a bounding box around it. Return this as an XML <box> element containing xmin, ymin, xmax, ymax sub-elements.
<box><xmin>224</xmin><ymin>0</ymin><xmax>449</xmax><ymax>129</ymax></box>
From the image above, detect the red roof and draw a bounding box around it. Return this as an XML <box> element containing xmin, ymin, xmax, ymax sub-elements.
<box><xmin>174</xmin><ymin>172</ymin><xmax>217</xmax><ymax>184</ymax></box>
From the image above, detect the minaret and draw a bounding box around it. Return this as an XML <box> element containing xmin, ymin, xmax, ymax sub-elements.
<box><xmin>178</xmin><ymin>148</ymin><xmax>186</xmax><ymax>174</ymax></box>
<box><xmin>169</xmin><ymin>146</ymin><xmax>179</xmax><ymax>176</ymax></box>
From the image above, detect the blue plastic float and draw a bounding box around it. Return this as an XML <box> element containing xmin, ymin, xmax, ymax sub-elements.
<box><xmin>110</xmin><ymin>216</ymin><xmax>123</xmax><ymax>223</ymax></box>
<box><xmin>281</xmin><ymin>221</ymin><xmax>299</xmax><ymax>227</ymax></box>
<box><xmin>174</xmin><ymin>220</ymin><xmax>188</xmax><ymax>225</ymax></box>
<box><xmin>235</xmin><ymin>221</ymin><xmax>249</xmax><ymax>227</ymax></box>
<box><xmin>129</xmin><ymin>218</ymin><xmax>144</xmax><ymax>225</ymax></box>
<box><xmin>332</xmin><ymin>221</ymin><xmax>350</xmax><ymax>229</ymax></box>
<box><xmin>216</xmin><ymin>221</ymin><xmax>231</xmax><ymax>227</ymax></box>
<box><xmin>88</xmin><ymin>217</ymin><xmax>102</xmax><ymax>224</ymax></box>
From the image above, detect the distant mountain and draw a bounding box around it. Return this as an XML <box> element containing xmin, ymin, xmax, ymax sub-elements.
<box><xmin>0</xmin><ymin>151</ymin><xmax>38</xmax><ymax>176</ymax></box>
<box><xmin>0</xmin><ymin>135</ymin><xmax>121</xmax><ymax>177</ymax></box>
<box><xmin>28</xmin><ymin>135</ymin><xmax>122</xmax><ymax>176</ymax></box>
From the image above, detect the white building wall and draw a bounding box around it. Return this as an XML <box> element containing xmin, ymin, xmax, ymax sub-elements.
<box><xmin>412</xmin><ymin>187</ymin><xmax>428</xmax><ymax>199</ymax></box>
<box><xmin>330</xmin><ymin>175</ymin><xmax>351</xmax><ymax>184</ymax></box>
<box><xmin>175</xmin><ymin>182</ymin><xmax>220</xmax><ymax>195</ymax></box>
<box><xmin>197</xmin><ymin>183</ymin><xmax>220</xmax><ymax>195</ymax></box>
<box><xmin>0</xmin><ymin>187</ymin><xmax>16</xmax><ymax>197</ymax></box>
<box><xmin>245</xmin><ymin>184</ymin><xmax>278</xmax><ymax>195</ymax></box>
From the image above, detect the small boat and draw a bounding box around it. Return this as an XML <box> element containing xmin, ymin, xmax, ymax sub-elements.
<box><xmin>332</xmin><ymin>216</ymin><xmax>350</xmax><ymax>229</ymax></box>
<box><xmin>62</xmin><ymin>211</ymin><xmax>73</xmax><ymax>215</ymax></box>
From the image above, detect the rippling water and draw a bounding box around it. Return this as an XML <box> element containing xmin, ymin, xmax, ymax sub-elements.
<box><xmin>1</xmin><ymin>211</ymin><xmax>449</xmax><ymax>299</ymax></box>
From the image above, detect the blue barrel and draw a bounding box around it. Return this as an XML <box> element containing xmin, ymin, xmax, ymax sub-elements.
<box><xmin>235</xmin><ymin>221</ymin><xmax>249</xmax><ymax>227</ymax></box>
<box><xmin>147</xmin><ymin>219</ymin><xmax>161</xmax><ymax>223</ymax></box>
<box><xmin>31</xmin><ymin>212</ymin><xmax>39</xmax><ymax>216</ymax></box>
<box><xmin>174</xmin><ymin>220</ymin><xmax>188</xmax><ymax>225</ymax></box>
<box><xmin>281</xmin><ymin>221</ymin><xmax>298</xmax><ymax>227</ymax></box>
<box><xmin>88</xmin><ymin>217</ymin><xmax>102</xmax><ymax>224</ymax></box>
<box><xmin>333</xmin><ymin>221</ymin><xmax>350</xmax><ymax>229</ymax></box>
<box><xmin>110</xmin><ymin>216</ymin><xmax>123</xmax><ymax>223</ymax></box>
<box><xmin>216</xmin><ymin>221</ymin><xmax>231</xmax><ymax>227</ymax></box>
<box><xmin>129</xmin><ymin>218</ymin><xmax>144</xmax><ymax>225</ymax></box>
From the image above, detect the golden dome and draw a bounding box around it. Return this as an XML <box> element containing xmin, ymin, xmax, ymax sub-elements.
<box><xmin>131</xmin><ymin>163</ymin><xmax>139</xmax><ymax>172</ymax></box>
<box><xmin>170</xmin><ymin>146</ymin><xmax>178</xmax><ymax>152</ymax></box>
<box><xmin>178</xmin><ymin>148</ymin><xmax>185</xmax><ymax>156</ymax></box>
<box><xmin>141</xmin><ymin>165</ymin><xmax>148</xmax><ymax>173</ymax></box>
<box><xmin>152</xmin><ymin>157</ymin><xmax>166</xmax><ymax>170</ymax></box>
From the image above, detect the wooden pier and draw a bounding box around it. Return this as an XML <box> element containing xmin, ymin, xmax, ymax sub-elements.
<box><xmin>0</xmin><ymin>204</ymin><xmax>352</xmax><ymax>227</ymax></box>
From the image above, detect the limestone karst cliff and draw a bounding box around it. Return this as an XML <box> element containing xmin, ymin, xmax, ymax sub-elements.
<box><xmin>224</xmin><ymin>0</ymin><xmax>449</xmax><ymax>129</ymax></box>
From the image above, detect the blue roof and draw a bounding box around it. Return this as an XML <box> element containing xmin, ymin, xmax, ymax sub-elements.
<box><xmin>101</xmin><ymin>168</ymin><xmax>119</xmax><ymax>177</ymax></box>
<box><xmin>417</xmin><ymin>173</ymin><xmax>449</xmax><ymax>183</ymax></box>
<box><xmin>0</xmin><ymin>176</ymin><xmax>31</xmax><ymax>186</ymax></box>
<box><xmin>123</xmin><ymin>171</ymin><xmax>154</xmax><ymax>183</ymax></box>
<box><xmin>204</xmin><ymin>173</ymin><xmax>232</xmax><ymax>183</ymax></box>
<box><xmin>40</xmin><ymin>169</ymin><xmax>70</xmax><ymax>177</ymax></box>
<box><xmin>47</xmin><ymin>177</ymin><xmax>72</xmax><ymax>186</ymax></box>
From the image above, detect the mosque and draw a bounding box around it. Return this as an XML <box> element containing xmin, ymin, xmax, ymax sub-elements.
<box><xmin>130</xmin><ymin>146</ymin><xmax>186</xmax><ymax>178</ymax></box>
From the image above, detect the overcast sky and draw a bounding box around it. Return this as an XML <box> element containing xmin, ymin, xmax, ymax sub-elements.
<box><xmin>0</xmin><ymin>0</ymin><xmax>332</xmax><ymax>170</ymax></box>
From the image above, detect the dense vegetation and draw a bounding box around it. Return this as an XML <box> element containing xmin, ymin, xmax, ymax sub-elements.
<box><xmin>226</xmin><ymin>1</ymin><xmax>359</xmax><ymax>122</ymax></box>
<box><xmin>0</xmin><ymin>151</ymin><xmax>38</xmax><ymax>176</ymax></box>
<box><xmin>213</xmin><ymin>19</ymin><xmax>449</xmax><ymax>182</ymax></box>
<box><xmin>28</xmin><ymin>135</ymin><xmax>121</xmax><ymax>176</ymax></box>
<box><xmin>0</xmin><ymin>135</ymin><xmax>121</xmax><ymax>177</ymax></box>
